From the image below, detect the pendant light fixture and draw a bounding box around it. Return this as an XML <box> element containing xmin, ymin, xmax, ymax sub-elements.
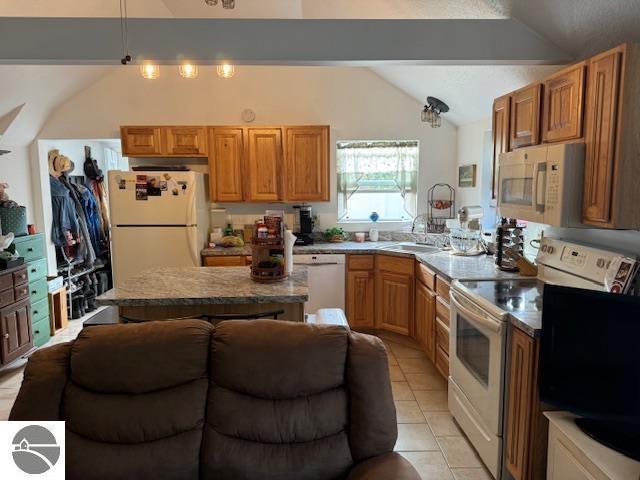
<box><xmin>179</xmin><ymin>64</ymin><xmax>199</xmax><ymax>79</ymax></box>
<box><xmin>217</xmin><ymin>63</ymin><xmax>236</xmax><ymax>78</ymax></box>
<box><xmin>421</xmin><ymin>97</ymin><xmax>449</xmax><ymax>128</ymax></box>
<box><xmin>140</xmin><ymin>63</ymin><xmax>160</xmax><ymax>79</ymax></box>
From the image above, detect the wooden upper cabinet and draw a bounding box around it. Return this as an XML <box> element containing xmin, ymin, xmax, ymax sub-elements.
<box><xmin>542</xmin><ymin>63</ymin><xmax>586</xmax><ymax>143</ymax></box>
<box><xmin>491</xmin><ymin>95</ymin><xmax>510</xmax><ymax>200</ymax></box>
<box><xmin>208</xmin><ymin>128</ymin><xmax>244</xmax><ymax>202</ymax></box>
<box><xmin>121</xmin><ymin>126</ymin><xmax>163</xmax><ymax>156</ymax></box>
<box><xmin>165</xmin><ymin>126</ymin><xmax>208</xmax><ymax>156</ymax></box>
<box><xmin>510</xmin><ymin>84</ymin><xmax>542</xmax><ymax>149</ymax></box>
<box><xmin>582</xmin><ymin>48</ymin><xmax>622</xmax><ymax>226</ymax></box>
<box><xmin>246</xmin><ymin>128</ymin><xmax>284</xmax><ymax>202</ymax></box>
<box><xmin>283</xmin><ymin>126</ymin><xmax>330</xmax><ymax>202</ymax></box>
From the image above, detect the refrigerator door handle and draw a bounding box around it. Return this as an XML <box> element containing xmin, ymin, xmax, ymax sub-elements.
<box><xmin>187</xmin><ymin>226</ymin><xmax>200</xmax><ymax>267</ymax></box>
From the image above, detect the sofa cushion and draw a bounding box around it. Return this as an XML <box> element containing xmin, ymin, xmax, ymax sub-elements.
<box><xmin>70</xmin><ymin>319</ymin><xmax>212</xmax><ymax>393</ymax></box>
<box><xmin>211</xmin><ymin>320</ymin><xmax>348</xmax><ymax>398</ymax></box>
<box><xmin>202</xmin><ymin>320</ymin><xmax>353</xmax><ymax>479</ymax></box>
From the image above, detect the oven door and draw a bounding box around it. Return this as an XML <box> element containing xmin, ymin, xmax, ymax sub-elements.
<box><xmin>498</xmin><ymin>148</ymin><xmax>547</xmax><ymax>223</ymax></box>
<box><xmin>449</xmin><ymin>289</ymin><xmax>506</xmax><ymax>436</ymax></box>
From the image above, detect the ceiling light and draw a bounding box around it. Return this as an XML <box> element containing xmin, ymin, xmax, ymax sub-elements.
<box><xmin>179</xmin><ymin>64</ymin><xmax>199</xmax><ymax>79</ymax></box>
<box><xmin>140</xmin><ymin>63</ymin><xmax>160</xmax><ymax>80</ymax></box>
<box><xmin>421</xmin><ymin>96</ymin><xmax>449</xmax><ymax>128</ymax></box>
<box><xmin>217</xmin><ymin>64</ymin><xmax>236</xmax><ymax>78</ymax></box>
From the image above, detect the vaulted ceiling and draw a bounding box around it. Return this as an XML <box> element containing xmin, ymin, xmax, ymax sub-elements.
<box><xmin>0</xmin><ymin>0</ymin><xmax>638</xmax><ymax>143</ymax></box>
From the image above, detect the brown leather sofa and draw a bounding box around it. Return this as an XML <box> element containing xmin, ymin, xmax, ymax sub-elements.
<box><xmin>10</xmin><ymin>319</ymin><xmax>420</xmax><ymax>480</ymax></box>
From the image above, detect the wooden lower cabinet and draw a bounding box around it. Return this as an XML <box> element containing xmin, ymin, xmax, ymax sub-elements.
<box><xmin>346</xmin><ymin>270</ymin><xmax>375</xmax><ymax>329</ymax></box>
<box><xmin>0</xmin><ymin>298</ymin><xmax>32</xmax><ymax>365</ymax></box>
<box><xmin>506</xmin><ymin>327</ymin><xmax>547</xmax><ymax>480</ymax></box>
<box><xmin>414</xmin><ymin>278</ymin><xmax>436</xmax><ymax>361</ymax></box>
<box><xmin>376</xmin><ymin>271</ymin><xmax>414</xmax><ymax>336</ymax></box>
<box><xmin>202</xmin><ymin>255</ymin><xmax>250</xmax><ymax>267</ymax></box>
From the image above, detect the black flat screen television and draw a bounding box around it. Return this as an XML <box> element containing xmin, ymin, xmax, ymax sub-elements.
<box><xmin>540</xmin><ymin>284</ymin><xmax>640</xmax><ymax>461</ymax></box>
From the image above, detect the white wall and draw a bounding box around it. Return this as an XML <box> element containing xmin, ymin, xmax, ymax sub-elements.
<box><xmin>0</xmin><ymin>146</ymin><xmax>34</xmax><ymax>223</ymax></box>
<box><xmin>39</xmin><ymin>66</ymin><xmax>458</xmax><ymax>231</ymax></box>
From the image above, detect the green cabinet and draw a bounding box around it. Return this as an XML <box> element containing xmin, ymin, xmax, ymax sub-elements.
<box><xmin>12</xmin><ymin>234</ymin><xmax>50</xmax><ymax>347</ymax></box>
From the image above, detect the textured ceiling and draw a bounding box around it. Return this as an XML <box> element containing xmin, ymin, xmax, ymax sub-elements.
<box><xmin>372</xmin><ymin>64</ymin><xmax>562</xmax><ymax>126</ymax></box>
<box><xmin>0</xmin><ymin>66</ymin><xmax>113</xmax><ymax>145</ymax></box>
<box><xmin>0</xmin><ymin>0</ymin><xmax>505</xmax><ymax>18</ymax></box>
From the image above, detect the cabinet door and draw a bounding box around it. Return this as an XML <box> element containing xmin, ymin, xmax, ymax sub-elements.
<box><xmin>376</xmin><ymin>271</ymin><xmax>413</xmax><ymax>336</ymax></box>
<box><xmin>510</xmin><ymin>84</ymin><xmax>542</xmax><ymax>149</ymax></box>
<box><xmin>492</xmin><ymin>95</ymin><xmax>511</xmax><ymax>200</ymax></box>
<box><xmin>346</xmin><ymin>270</ymin><xmax>375</xmax><ymax>328</ymax></box>
<box><xmin>284</xmin><ymin>126</ymin><xmax>330</xmax><ymax>202</ymax></box>
<box><xmin>414</xmin><ymin>280</ymin><xmax>436</xmax><ymax>361</ymax></box>
<box><xmin>121</xmin><ymin>126</ymin><xmax>163</xmax><ymax>156</ymax></box>
<box><xmin>246</xmin><ymin>128</ymin><xmax>284</xmax><ymax>202</ymax></box>
<box><xmin>0</xmin><ymin>299</ymin><xmax>32</xmax><ymax>365</ymax></box>
<box><xmin>582</xmin><ymin>49</ymin><xmax>622</xmax><ymax>226</ymax></box>
<box><xmin>506</xmin><ymin>328</ymin><xmax>539</xmax><ymax>480</ymax></box>
<box><xmin>209</xmin><ymin>128</ymin><xmax>244</xmax><ymax>202</ymax></box>
<box><xmin>165</xmin><ymin>126</ymin><xmax>208</xmax><ymax>156</ymax></box>
<box><xmin>542</xmin><ymin>64</ymin><xmax>586</xmax><ymax>143</ymax></box>
<box><xmin>203</xmin><ymin>256</ymin><xmax>247</xmax><ymax>267</ymax></box>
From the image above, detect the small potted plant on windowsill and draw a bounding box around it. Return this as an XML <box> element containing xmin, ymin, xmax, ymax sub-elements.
<box><xmin>325</xmin><ymin>227</ymin><xmax>347</xmax><ymax>243</ymax></box>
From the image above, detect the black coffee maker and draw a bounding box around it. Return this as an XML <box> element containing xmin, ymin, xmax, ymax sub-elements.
<box><xmin>293</xmin><ymin>205</ymin><xmax>314</xmax><ymax>245</ymax></box>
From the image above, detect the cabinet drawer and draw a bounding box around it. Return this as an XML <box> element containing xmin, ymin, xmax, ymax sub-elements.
<box><xmin>203</xmin><ymin>255</ymin><xmax>246</xmax><ymax>267</ymax></box>
<box><xmin>13</xmin><ymin>268</ymin><xmax>28</xmax><ymax>287</ymax></box>
<box><xmin>14</xmin><ymin>284</ymin><xmax>29</xmax><ymax>302</ymax></box>
<box><xmin>26</xmin><ymin>258</ymin><xmax>48</xmax><ymax>283</ymax></box>
<box><xmin>377</xmin><ymin>254</ymin><xmax>414</xmax><ymax>276</ymax></box>
<box><xmin>436</xmin><ymin>296</ymin><xmax>450</xmax><ymax>326</ymax></box>
<box><xmin>436</xmin><ymin>317</ymin><xmax>450</xmax><ymax>355</ymax></box>
<box><xmin>435</xmin><ymin>277</ymin><xmax>450</xmax><ymax>300</ymax></box>
<box><xmin>348</xmin><ymin>255</ymin><xmax>375</xmax><ymax>271</ymax></box>
<box><xmin>416</xmin><ymin>262</ymin><xmax>436</xmax><ymax>290</ymax></box>
<box><xmin>13</xmin><ymin>235</ymin><xmax>45</xmax><ymax>263</ymax></box>
<box><xmin>28</xmin><ymin>278</ymin><xmax>48</xmax><ymax>303</ymax></box>
<box><xmin>0</xmin><ymin>288</ymin><xmax>14</xmax><ymax>309</ymax></box>
<box><xmin>435</xmin><ymin>344</ymin><xmax>449</xmax><ymax>379</ymax></box>
<box><xmin>0</xmin><ymin>271</ymin><xmax>13</xmax><ymax>291</ymax></box>
<box><xmin>31</xmin><ymin>297</ymin><xmax>49</xmax><ymax>324</ymax></box>
<box><xmin>32</xmin><ymin>317</ymin><xmax>51</xmax><ymax>348</ymax></box>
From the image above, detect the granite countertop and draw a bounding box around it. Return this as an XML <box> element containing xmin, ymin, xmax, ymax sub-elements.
<box><xmin>202</xmin><ymin>241</ymin><xmax>518</xmax><ymax>282</ymax></box>
<box><xmin>508</xmin><ymin>311</ymin><xmax>542</xmax><ymax>338</ymax></box>
<box><xmin>97</xmin><ymin>267</ymin><xmax>308</xmax><ymax>306</ymax></box>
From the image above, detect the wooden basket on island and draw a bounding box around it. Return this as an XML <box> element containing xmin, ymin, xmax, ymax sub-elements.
<box><xmin>250</xmin><ymin>215</ymin><xmax>288</xmax><ymax>283</ymax></box>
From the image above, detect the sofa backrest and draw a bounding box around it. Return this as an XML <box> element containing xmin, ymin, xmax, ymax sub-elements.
<box><xmin>10</xmin><ymin>319</ymin><xmax>397</xmax><ymax>480</ymax></box>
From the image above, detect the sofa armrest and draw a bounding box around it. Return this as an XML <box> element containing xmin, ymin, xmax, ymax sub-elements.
<box><xmin>347</xmin><ymin>452</ymin><xmax>421</xmax><ymax>480</ymax></box>
<box><xmin>9</xmin><ymin>342</ymin><xmax>72</xmax><ymax>421</ymax></box>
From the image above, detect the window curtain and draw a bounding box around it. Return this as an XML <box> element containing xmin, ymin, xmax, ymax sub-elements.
<box><xmin>337</xmin><ymin>141</ymin><xmax>418</xmax><ymax>219</ymax></box>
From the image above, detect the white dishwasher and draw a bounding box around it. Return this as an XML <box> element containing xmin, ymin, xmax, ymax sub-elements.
<box><xmin>293</xmin><ymin>254</ymin><xmax>345</xmax><ymax>314</ymax></box>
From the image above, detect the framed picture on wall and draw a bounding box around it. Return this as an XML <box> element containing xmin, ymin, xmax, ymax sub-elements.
<box><xmin>458</xmin><ymin>164</ymin><xmax>477</xmax><ymax>188</ymax></box>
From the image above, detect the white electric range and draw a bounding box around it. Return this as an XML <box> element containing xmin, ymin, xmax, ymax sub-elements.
<box><xmin>447</xmin><ymin>237</ymin><xmax>638</xmax><ymax>479</ymax></box>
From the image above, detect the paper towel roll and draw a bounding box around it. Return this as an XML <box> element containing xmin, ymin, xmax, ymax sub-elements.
<box><xmin>284</xmin><ymin>229</ymin><xmax>296</xmax><ymax>274</ymax></box>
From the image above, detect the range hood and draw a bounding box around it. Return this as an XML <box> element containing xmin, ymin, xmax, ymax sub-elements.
<box><xmin>0</xmin><ymin>104</ymin><xmax>25</xmax><ymax>155</ymax></box>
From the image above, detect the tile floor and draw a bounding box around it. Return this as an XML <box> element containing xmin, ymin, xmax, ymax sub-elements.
<box><xmin>382</xmin><ymin>337</ymin><xmax>492</xmax><ymax>480</ymax></box>
<box><xmin>0</xmin><ymin>324</ymin><xmax>490</xmax><ymax>479</ymax></box>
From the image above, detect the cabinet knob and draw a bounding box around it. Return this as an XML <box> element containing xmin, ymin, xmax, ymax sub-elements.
<box><xmin>31</xmin><ymin>290</ymin><xmax>37</xmax><ymax>295</ymax></box>
<box><xmin>34</xmin><ymin>330</ymin><xmax>39</xmax><ymax>334</ymax></box>
<box><xmin>33</xmin><ymin>310</ymin><xmax>38</xmax><ymax>315</ymax></box>
<box><xmin>2</xmin><ymin>333</ymin><xmax>8</xmax><ymax>339</ymax></box>
<box><xmin>27</xmin><ymin>247</ymin><xmax>34</xmax><ymax>252</ymax></box>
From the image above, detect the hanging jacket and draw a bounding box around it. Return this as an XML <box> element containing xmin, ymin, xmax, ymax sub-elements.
<box><xmin>60</xmin><ymin>175</ymin><xmax>96</xmax><ymax>266</ymax></box>
<box><xmin>77</xmin><ymin>183</ymin><xmax>103</xmax><ymax>258</ymax></box>
<box><xmin>50</xmin><ymin>175</ymin><xmax>80</xmax><ymax>247</ymax></box>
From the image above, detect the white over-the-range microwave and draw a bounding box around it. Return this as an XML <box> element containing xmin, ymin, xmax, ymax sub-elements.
<box><xmin>497</xmin><ymin>143</ymin><xmax>585</xmax><ymax>227</ymax></box>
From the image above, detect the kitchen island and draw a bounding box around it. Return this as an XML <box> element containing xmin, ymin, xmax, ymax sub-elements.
<box><xmin>96</xmin><ymin>266</ymin><xmax>308</xmax><ymax>322</ymax></box>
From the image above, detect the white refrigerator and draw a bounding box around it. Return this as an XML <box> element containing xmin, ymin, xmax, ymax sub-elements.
<box><xmin>108</xmin><ymin>170</ymin><xmax>209</xmax><ymax>287</ymax></box>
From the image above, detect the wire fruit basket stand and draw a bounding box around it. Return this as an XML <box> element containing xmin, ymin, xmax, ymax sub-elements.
<box><xmin>426</xmin><ymin>183</ymin><xmax>455</xmax><ymax>233</ymax></box>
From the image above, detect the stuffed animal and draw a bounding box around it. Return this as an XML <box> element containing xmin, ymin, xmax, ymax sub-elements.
<box><xmin>0</xmin><ymin>183</ymin><xmax>18</xmax><ymax>208</ymax></box>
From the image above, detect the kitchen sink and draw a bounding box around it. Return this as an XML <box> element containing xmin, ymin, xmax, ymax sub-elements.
<box><xmin>380</xmin><ymin>243</ymin><xmax>441</xmax><ymax>254</ymax></box>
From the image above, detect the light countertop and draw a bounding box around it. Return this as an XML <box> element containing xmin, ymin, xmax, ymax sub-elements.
<box><xmin>97</xmin><ymin>266</ymin><xmax>308</xmax><ymax>306</ymax></box>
